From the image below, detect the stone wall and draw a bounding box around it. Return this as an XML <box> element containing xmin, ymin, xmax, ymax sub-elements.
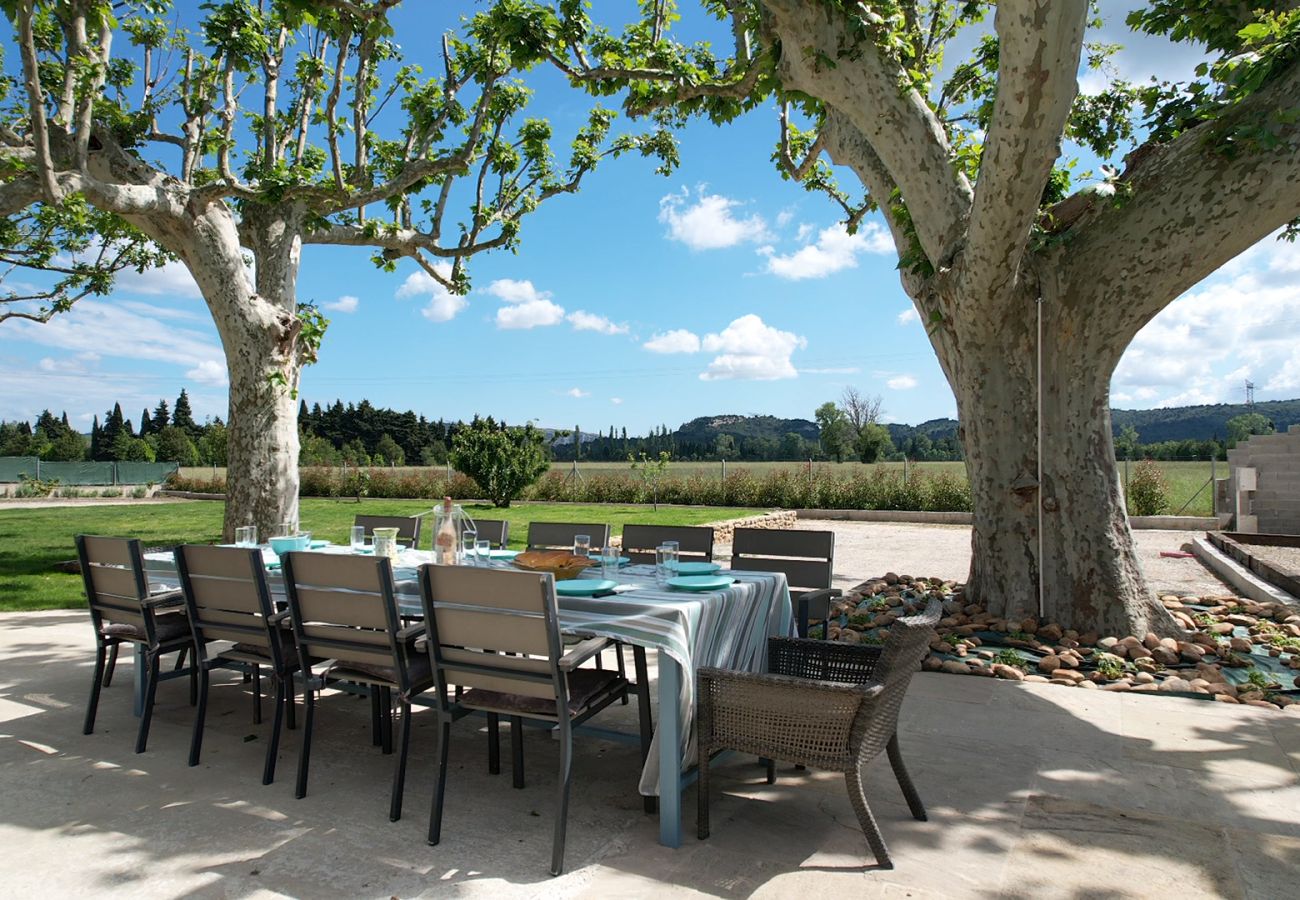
<box><xmin>705</xmin><ymin>509</ymin><xmax>798</xmax><ymax>546</ymax></box>
<box><xmin>1227</xmin><ymin>425</ymin><xmax>1300</xmax><ymax>534</ymax></box>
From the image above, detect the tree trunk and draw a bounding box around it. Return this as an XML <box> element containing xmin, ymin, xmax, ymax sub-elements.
<box><xmin>952</xmin><ymin>288</ymin><xmax>1161</xmax><ymax>637</ymax></box>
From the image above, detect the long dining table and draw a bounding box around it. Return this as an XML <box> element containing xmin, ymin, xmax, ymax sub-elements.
<box><xmin>143</xmin><ymin>544</ymin><xmax>794</xmax><ymax>848</ymax></box>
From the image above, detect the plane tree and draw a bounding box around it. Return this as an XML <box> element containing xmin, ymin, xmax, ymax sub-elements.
<box><xmin>0</xmin><ymin>0</ymin><xmax>671</xmax><ymax>538</ymax></box>
<box><xmin>519</xmin><ymin>0</ymin><xmax>1300</xmax><ymax>633</ymax></box>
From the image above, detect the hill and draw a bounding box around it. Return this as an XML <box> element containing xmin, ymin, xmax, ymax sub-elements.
<box><xmin>1110</xmin><ymin>399</ymin><xmax>1300</xmax><ymax>442</ymax></box>
<box><xmin>674</xmin><ymin>414</ymin><xmax>819</xmax><ymax>445</ymax></box>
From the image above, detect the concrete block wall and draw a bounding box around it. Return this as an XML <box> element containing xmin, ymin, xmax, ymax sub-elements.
<box><xmin>1227</xmin><ymin>424</ymin><xmax>1300</xmax><ymax>534</ymax></box>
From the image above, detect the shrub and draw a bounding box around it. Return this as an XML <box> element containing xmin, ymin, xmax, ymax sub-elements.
<box><xmin>449</xmin><ymin>419</ymin><xmax>550</xmax><ymax>507</ymax></box>
<box><xmin>1127</xmin><ymin>460</ymin><xmax>1170</xmax><ymax>516</ymax></box>
<box><xmin>15</xmin><ymin>475</ymin><xmax>60</xmax><ymax>498</ymax></box>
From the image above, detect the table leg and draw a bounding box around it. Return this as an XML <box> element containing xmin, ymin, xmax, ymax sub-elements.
<box><xmin>657</xmin><ymin>649</ymin><xmax>682</xmax><ymax>848</ymax></box>
<box><xmin>133</xmin><ymin>643</ymin><xmax>146</xmax><ymax>717</ymax></box>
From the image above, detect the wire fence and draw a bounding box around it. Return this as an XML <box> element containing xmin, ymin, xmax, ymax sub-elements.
<box><xmin>0</xmin><ymin>456</ymin><xmax>178</xmax><ymax>485</ymax></box>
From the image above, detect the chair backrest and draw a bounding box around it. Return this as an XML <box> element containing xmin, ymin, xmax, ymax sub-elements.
<box><xmin>353</xmin><ymin>514</ymin><xmax>422</xmax><ymax>548</ymax></box>
<box><xmin>281</xmin><ymin>552</ymin><xmax>407</xmax><ymax>684</ymax></box>
<box><xmin>418</xmin><ymin>565</ymin><xmax>566</xmax><ymax>715</ymax></box>
<box><xmin>174</xmin><ymin>544</ymin><xmax>281</xmax><ymax>667</ymax></box>
<box><xmin>526</xmin><ymin>521</ymin><xmax>611</xmax><ymax>552</ymax></box>
<box><xmin>731</xmin><ymin>527</ymin><xmax>834</xmax><ymax>594</ymax></box>
<box><xmin>621</xmin><ymin>524</ymin><xmax>714</xmax><ymax>565</ymax></box>
<box><xmin>472</xmin><ymin>518</ymin><xmax>509</xmax><ymax>549</ymax></box>
<box><xmin>855</xmin><ymin>599</ymin><xmax>941</xmax><ymax>758</ymax></box>
<box><xmin>75</xmin><ymin>535</ymin><xmax>152</xmax><ymax>638</ymax></box>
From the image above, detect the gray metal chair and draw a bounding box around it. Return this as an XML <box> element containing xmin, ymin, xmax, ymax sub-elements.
<box><xmin>353</xmin><ymin>514</ymin><xmax>422</xmax><ymax>548</ymax></box>
<box><xmin>418</xmin><ymin>565</ymin><xmax>644</xmax><ymax>876</ymax></box>
<box><xmin>697</xmin><ymin>600</ymin><xmax>941</xmax><ymax>869</ymax></box>
<box><xmin>76</xmin><ymin>535</ymin><xmax>196</xmax><ymax>753</ymax></box>
<box><xmin>174</xmin><ymin>543</ymin><xmax>299</xmax><ymax>784</ymax></box>
<box><xmin>281</xmin><ymin>551</ymin><xmax>432</xmax><ymax>821</ymax></box>
<box><xmin>472</xmin><ymin>518</ymin><xmax>509</xmax><ymax>549</ymax></box>
<box><xmin>731</xmin><ymin>527</ymin><xmax>841</xmax><ymax>638</ymax></box>
<box><xmin>525</xmin><ymin>521</ymin><xmax>611</xmax><ymax>552</ymax></box>
<box><xmin>621</xmin><ymin>524</ymin><xmax>714</xmax><ymax>565</ymax></box>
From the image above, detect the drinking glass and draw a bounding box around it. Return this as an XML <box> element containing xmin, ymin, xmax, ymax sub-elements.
<box><xmin>235</xmin><ymin>525</ymin><xmax>257</xmax><ymax>547</ymax></box>
<box><xmin>373</xmin><ymin>534</ymin><xmax>395</xmax><ymax>559</ymax></box>
<box><xmin>573</xmin><ymin>534</ymin><xmax>591</xmax><ymax>558</ymax></box>
<box><xmin>476</xmin><ymin>539</ymin><xmax>492</xmax><ymax>566</ymax></box>
<box><xmin>349</xmin><ymin>525</ymin><xmax>366</xmax><ymax>552</ymax></box>
<box><xmin>462</xmin><ymin>530</ymin><xmax>478</xmax><ymax>565</ymax></box>
<box><xmin>655</xmin><ymin>544</ymin><xmax>677</xmax><ymax>585</ymax></box>
<box><xmin>276</xmin><ymin>521</ymin><xmax>296</xmax><ymax>538</ymax></box>
<box><xmin>599</xmin><ymin>545</ymin><xmax>617</xmax><ymax>580</ymax></box>
<box><xmin>663</xmin><ymin>540</ymin><xmax>680</xmax><ymax>573</ymax></box>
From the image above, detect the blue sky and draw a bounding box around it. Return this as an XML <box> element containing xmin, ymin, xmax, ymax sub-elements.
<box><xmin>1</xmin><ymin>2</ymin><xmax>1297</xmax><ymax>434</ymax></box>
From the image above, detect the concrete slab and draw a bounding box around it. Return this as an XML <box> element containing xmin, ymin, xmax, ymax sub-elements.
<box><xmin>1</xmin><ymin>611</ymin><xmax>1297</xmax><ymax>898</ymax></box>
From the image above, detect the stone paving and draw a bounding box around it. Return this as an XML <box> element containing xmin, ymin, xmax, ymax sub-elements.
<box><xmin>2</xmin><ymin>609</ymin><xmax>1298</xmax><ymax>898</ymax></box>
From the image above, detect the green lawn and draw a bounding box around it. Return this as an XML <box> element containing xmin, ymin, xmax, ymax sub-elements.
<box><xmin>0</xmin><ymin>499</ymin><xmax>757</xmax><ymax>612</ymax></box>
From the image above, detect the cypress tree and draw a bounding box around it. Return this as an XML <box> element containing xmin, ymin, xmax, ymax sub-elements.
<box><xmin>172</xmin><ymin>389</ymin><xmax>197</xmax><ymax>435</ymax></box>
<box><xmin>152</xmin><ymin>398</ymin><xmax>170</xmax><ymax>430</ymax></box>
<box><xmin>139</xmin><ymin>408</ymin><xmax>153</xmax><ymax>436</ymax></box>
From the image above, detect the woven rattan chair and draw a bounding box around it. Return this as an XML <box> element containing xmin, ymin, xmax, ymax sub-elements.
<box><xmin>731</xmin><ymin>527</ymin><xmax>841</xmax><ymax>638</ymax></box>
<box><xmin>525</xmin><ymin>521</ymin><xmax>611</xmax><ymax>552</ymax></box>
<box><xmin>620</xmin><ymin>524</ymin><xmax>714</xmax><ymax>565</ymax></box>
<box><xmin>697</xmin><ymin>599</ymin><xmax>940</xmax><ymax>869</ymax></box>
<box><xmin>76</xmin><ymin>535</ymin><xmax>197</xmax><ymax>753</ymax></box>
<box><xmin>418</xmin><ymin>565</ymin><xmax>645</xmax><ymax>876</ymax></box>
<box><xmin>353</xmin><ymin>514</ymin><xmax>422</xmax><ymax>548</ymax></box>
<box><xmin>174</xmin><ymin>544</ymin><xmax>299</xmax><ymax>784</ymax></box>
<box><xmin>281</xmin><ymin>551</ymin><xmax>432</xmax><ymax>821</ymax></box>
<box><xmin>472</xmin><ymin>518</ymin><xmax>509</xmax><ymax>549</ymax></box>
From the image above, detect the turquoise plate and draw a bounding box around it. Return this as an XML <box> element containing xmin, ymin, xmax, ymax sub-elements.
<box><xmin>487</xmin><ymin>549</ymin><xmax>519</xmax><ymax>559</ymax></box>
<box><xmin>674</xmin><ymin>561</ymin><xmax>721</xmax><ymax>576</ymax></box>
<box><xmin>555</xmin><ymin>579</ymin><xmax>618</xmax><ymax>597</ymax></box>
<box><xmin>592</xmin><ymin>555</ymin><xmax>631</xmax><ymax>566</ymax></box>
<box><xmin>667</xmin><ymin>575</ymin><xmax>734</xmax><ymax>592</ymax></box>
<box><xmin>309</xmin><ymin>540</ymin><xmax>329</xmax><ymax>549</ymax></box>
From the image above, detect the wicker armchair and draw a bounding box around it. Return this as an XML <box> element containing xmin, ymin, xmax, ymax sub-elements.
<box><xmin>697</xmin><ymin>599</ymin><xmax>940</xmax><ymax>869</ymax></box>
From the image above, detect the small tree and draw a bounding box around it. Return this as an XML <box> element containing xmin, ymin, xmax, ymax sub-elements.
<box><xmin>450</xmin><ymin>418</ymin><xmax>550</xmax><ymax>508</ymax></box>
<box><xmin>714</xmin><ymin>434</ymin><xmax>738</xmax><ymax>461</ymax></box>
<box><xmin>197</xmin><ymin>422</ymin><xmax>229</xmax><ymax>467</ymax></box>
<box><xmin>855</xmin><ymin>422</ymin><xmax>894</xmax><ymax>464</ymax></box>
<box><xmin>374</xmin><ymin>433</ymin><xmax>405</xmax><ymax>467</ymax></box>
<box><xmin>1127</xmin><ymin>460</ymin><xmax>1170</xmax><ymax>516</ymax></box>
<box><xmin>630</xmin><ymin>451</ymin><xmax>672</xmax><ymax>511</ymax></box>
<box><xmin>814</xmin><ymin>402</ymin><xmax>850</xmax><ymax>463</ymax></box>
<box><xmin>1226</xmin><ymin>413</ymin><xmax>1275</xmax><ymax>447</ymax></box>
<box><xmin>155</xmin><ymin>426</ymin><xmax>200</xmax><ymax>466</ymax></box>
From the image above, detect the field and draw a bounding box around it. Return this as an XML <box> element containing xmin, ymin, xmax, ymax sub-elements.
<box><xmin>0</xmin><ymin>499</ymin><xmax>755</xmax><ymax>612</ymax></box>
<box><xmin>180</xmin><ymin>459</ymin><xmax>1220</xmax><ymax>516</ymax></box>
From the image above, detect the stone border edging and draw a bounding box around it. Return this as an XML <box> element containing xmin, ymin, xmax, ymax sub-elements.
<box><xmin>796</xmin><ymin>509</ymin><xmax>1218</xmax><ymax>530</ymax></box>
<box><xmin>1191</xmin><ymin>537</ymin><xmax>1300</xmax><ymax>608</ymax></box>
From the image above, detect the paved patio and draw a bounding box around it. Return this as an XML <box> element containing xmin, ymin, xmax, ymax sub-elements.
<box><xmin>1</xmin><ymin>611</ymin><xmax>1297</xmax><ymax>898</ymax></box>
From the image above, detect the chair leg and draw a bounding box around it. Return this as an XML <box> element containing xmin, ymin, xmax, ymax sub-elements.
<box><xmin>251</xmin><ymin>664</ymin><xmax>263</xmax><ymax>725</ymax></box>
<box><xmin>263</xmin><ymin>675</ymin><xmax>286</xmax><ymax>785</ymax></box>
<box><xmin>510</xmin><ymin>716</ymin><xmax>525</xmax><ymax>789</ymax></box>
<box><xmin>390</xmin><ymin>700</ymin><xmax>413</xmax><ymax>821</ymax></box>
<box><xmin>550</xmin><ymin>724</ymin><xmax>574</xmax><ymax>876</ymax></box>
<box><xmin>84</xmin><ymin>642</ymin><xmax>107</xmax><ymax>735</ymax></box>
<box><xmin>295</xmin><ymin>684</ymin><xmax>316</xmax><ymax>799</ymax></box>
<box><xmin>102</xmin><ymin>643</ymin><xmax>119</xmax><ymax>688</ymax></box>
<box><xmin>189</xmin><ymin>652</ymin><xmax>199</xmax><ymax>706</ymax></box>
<box><xmin>632</xmin><ymin>646</ymin><xmax>656</xmax><ymax>814</ymax></box>
<box><xmin>428</xmin><ymin>719</ymin><xmax>451</xmax><ymax>845</ymax></box>
<box><xmin>697</xmin><ymin>744</ymin><xmax>711</xmax><ymax>839</ymax></box>
<box><xmin>174</xmin><ymin>645</ymin><xmax>188</xmax><ymax>671</ymax></box>
<box><xmin>766</xmin><ymin>759</ymin><xmax>777</xmax><ymax>784</ymax></box>
<box><xmin>487</xmin><ymin>712</ymin><xmax>501</xmax><ymax>774</ymax></box>
<box><xmin>887</xmin><ymin>733</ymin><xmax>927</xmax><ymax>821</ymax></box>
<box><xmin>285</xmin><ymin>671</ymin><xmax>297</xmax><ymax>731</ymax></box>
<box><xmin>370</xmin><ymin>686</ymin><xmax>382</xmax><ymax>746</ymax></box>
<box><xmin>616</xmin><ymin>642</ymin><xmax>628</xmax><ymax>705</ymax></box>
<box><xmin>796</xmin><ymin>597</ymin><xmax>810</xmax><ymax>640</ymax></box>
<box><xmin>135</xmin><ymin>652</ymin><xmax>161</xmax><ymax>754</ymax></box>
<box><xmin>189</xmin><ymin>664</ymin><xmax>210</xmax><ymax>766</ymax></box>
<box><xmin>846</xmin><ymin>766</ymin><xmax>893</xmax><ymax>869</ymax></box>
<box><xmin>379</xmin><ymin>686</ymin><xmax>394</xmax><ymax>755</ymax></box>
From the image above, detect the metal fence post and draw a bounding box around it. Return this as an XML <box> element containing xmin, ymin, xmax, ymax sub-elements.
<box><xmin>1210</xmin><ymin>454</ymin><xmax>1217</xmax><ymax>515</ymax></box>
<box><xmin>35</xmin><ymin>458</ymin><xmax>40</xmax><ymax>481</ymax></box>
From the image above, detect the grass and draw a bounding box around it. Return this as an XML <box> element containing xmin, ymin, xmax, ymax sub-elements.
<box><xmin>0</xmin><ymin>499</ymin><xmax>757</xmax><ymax>613</ymax></box>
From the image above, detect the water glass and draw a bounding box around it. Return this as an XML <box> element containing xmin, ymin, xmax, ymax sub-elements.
<box><xmin>655</xmin><ymin>544</ymin><xmax>677</xmax><ymax>585</ymax></box>
<box><xmin>373</xmin><ymin>534</ymin><xmax>396</xmax><ymax>559</ymax></box>
<box><xmin>599</xmin><ymin>545</ymin><xmax>617</xmax><ymax>580</ymax></box>
<box><xmin>663</xmin><ymin>540</ymin><xmax>680</xmax><ymax>573</ymax></box>
<box><xmin>350</xmin><ymin>525</ymin><xmax>366</xmax><ymax>552</ymax></box>
<box><xmin>476</xmin><ymin>539</ymin><xmax>492</xmax><ymax>566</ymax></box>
<box><xmin>235</xmin><ymin>525</ymin><xmax>257</xmax><ymax>547</ymax></box>
<box><xmin>462</xmin><ymin>530</ymin><xmax>478</xmax><ymax>565</ymax></box>
<box><xmin>276</xmin><ymin>521</ymin><xmax>296</xmax><ymax>538</ymax></box>
<box><xmin>573</xmin><ymin>534</ymin><xmax>591</xmax><ymax>558</ymax></box>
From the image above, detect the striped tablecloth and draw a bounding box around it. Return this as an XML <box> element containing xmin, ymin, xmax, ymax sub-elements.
<box><xmin>144</xmin><ymin>547</ymin><xmax>793</xmax><ymax>795</ymax></box>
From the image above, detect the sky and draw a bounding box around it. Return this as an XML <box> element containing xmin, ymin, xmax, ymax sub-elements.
<box><xmin>1</xmin><ymin>2</ymin><xmax>1297</xmax><ymax>435</ymax></box>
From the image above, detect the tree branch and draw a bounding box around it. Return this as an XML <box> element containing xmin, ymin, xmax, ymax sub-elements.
<box><xmin>16</xmin><ymin>1</ymin><xmax>61</xmax><ymax>202</ymax></box>
<box><xmin>963</xmin><ymin>0</ymin><xmax>1087</xmax><ymax>299</ymax></box>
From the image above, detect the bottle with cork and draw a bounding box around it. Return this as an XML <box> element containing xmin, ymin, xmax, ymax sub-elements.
<box><xmin>434</xmin><ymin>495</ymin><xmax>457</xmax><ymax>564</ymax></box>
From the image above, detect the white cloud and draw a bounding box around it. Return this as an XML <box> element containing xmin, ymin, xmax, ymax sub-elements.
<box><xmin>112</xmin><ymin>259</ymin><xmax>206</xmax><ymax>300</ymax></box>
<box><xmin>567</xmin><ymin>310</ymin><xmax>628</xmax><ymax>335</ymax></box>
<box><xmin>325</xmin><ymin>295</ymin><xmax>359</xmax><ymax>314</ymax></box>
<box><xmin>658</xmin><ymin>187</ymin><xmax>770</xmax><ymax>251</ymax></box>
<box><xmin>804</xmin><ymin>366</ymin><xmax>861</xmax><ymax>375</ymax></box>
<box><xmin>395</xmin><ymin>267</ymin><xmax>469</xmax><ymax>323</ymax></box>
<box><xmin>700</xmin><ymin>314</ymin><xmax>806</xmax><ymax>381</ymax></box>
<box><xmin>187</xmin><ymin>359</ymin><xmax>228</xmax><ymax>387</ymax></box>
<box><xmin>610</xmin><ymin>397</ymin><xmax>623</xmax><ymax>405</ymax></box>
<box><xmin>566</xmin><ymin>388</ymin><xmax>590</xmax><ymax>398</ymax></box>
<box><xmin>887</xmin><ymin>374</ymin><xmax>919</xmax><ymax>390</ymax></box>
<box><xmin>897</xmin><ymin>307</ymin><xmax>919</xmax><ymax>325</ymax></box>
<box><xmin>7</xmin><ymin>299</ymin><xmax>223</xmax><ymax>370</ymax></box>
<box><xmin>1112</xmin><ymin>234</ymin><xmax>1300</xmax><ymax>407</ymax></box>
<box><xmin>644</xmin><ymin>329</ymin><xmax>701</xmax><ymax>354</ymax></box>
<box><xmin>486</xmin><ymin>278</ymin><xmax>566</xmax><ymax>330</ymax></box>
<box><xmin>795</xmin><ymin>222</ymin><xmax>814</xmax><ymax>242</ymax></box>
<box><xmin>761</xmin><ymin>222</ymin><xmax>894</xmax><ymax>280</ymax></box>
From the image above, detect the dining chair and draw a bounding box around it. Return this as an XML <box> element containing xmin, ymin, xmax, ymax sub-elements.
<box><xmin>472</xmin><ymin>518</ymin><xmax>509</xmax><ymax>549</ymax></box>
<box><xmin>621</xmin><ymin>524</ymin><xmax>714</xmax><ymax>565</ymax></box>
<box><xmin>280</xmin><ymin>551</ymin><xmax>432</xmax><ymax>821</ymax></box>
<box><xmin>697</xmin><ymin>599</ymin><xmax>941</xmax><ymax>869</ymax></box>
<box><xmin>730</xmin><ymin>527</ymin><xmax>841</xmax><ymax>638</ymax></box>
<box><xmin>173</xmin><ymin>543</ymin><xmax>299</xmax><ymax>784</ymax></box>
<box><xmin>418</xmin><ymin>565</ymin><xmax>646</xmax><ymax>876</ymax></box>
<box><xmin>525</xmin><ymin>521</ymin><xmax>611</xmax><ymax>552</ymax></box>
<box><xmin>76</xmin><ymin>535</ymin><xmax>197</xmax><ymax>753</ymax></box>
<box><xmin>353</xmin><ymin>514</ymin><xmax>422</xmax><ymax>548</ymax></box>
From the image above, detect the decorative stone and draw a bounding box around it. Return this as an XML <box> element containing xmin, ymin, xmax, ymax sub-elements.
<box><xmin>1077</xmin><ymin>680</ymin><xmax>1098</xmax><ymax>690</ymax></box>
<box><xmin>1179</xmin><ymin>643</ymin><xmax>1205</xmax><ymax>663</ymax></box>
<box><xmin>1143</xmin><ymin>632</ymin><xmax>1162</xmax><ymax>650</ymax></box>
<box><xmin>992</xmin><ymin>664</ymin><xmax>1025</xmax><ymax>681</ymax></box>
<box><xmin>1214</xmin><ymin>694</ymin><xmax>1240</xmax><ymax>704</ymax></box>
<box><xmin>1038</xmin><ymin>623</ymin><xmax>1064</xmax><ymax>642</ymax></box>
<box><xmin>1038</xmin><ymin>655</ymin><xmax>1063</xmax><ymax>674</ymax></box>
<box><xmin>1134</xmin><ymin>672</ymin><xmax>1156</xmax><ymax>684</ymax></box>
<box><xmin>1150</xmin><ymin>647</ymin><xmax>1180</xmax><ymax>666</ymax></box>
<box><xmin>1098</xmin><ymin>636</ymin><xmax>1119</xmax><ymax>650</ymax></box>
<box><xmin>1159</xmin><ymin>677</ymin><xmax>1192</xmax><ymax>693</ymax></box>
<box><xmin>940</xmin><ymin>660</ymin><xmax>971</xmax><ymax>675</ymax></box>
<box><xmin>1225</xmin><ymin>614</ymin><xmax>1258</xmax><ymax>626</ymax></box>
<box><xmin>922</xmin><ymin>655</ymin><xmax>943</xmax><ymax>672</ymax></box>
<box><xmin>1210</xmin><ymin>623</ymin><xmax>1235</xmax><ymax>635</ymax></box>
<box><xmin>1102</xmin><ymin>682</ymin><xmax>1132</xmax><ymax>692</ymax></box>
